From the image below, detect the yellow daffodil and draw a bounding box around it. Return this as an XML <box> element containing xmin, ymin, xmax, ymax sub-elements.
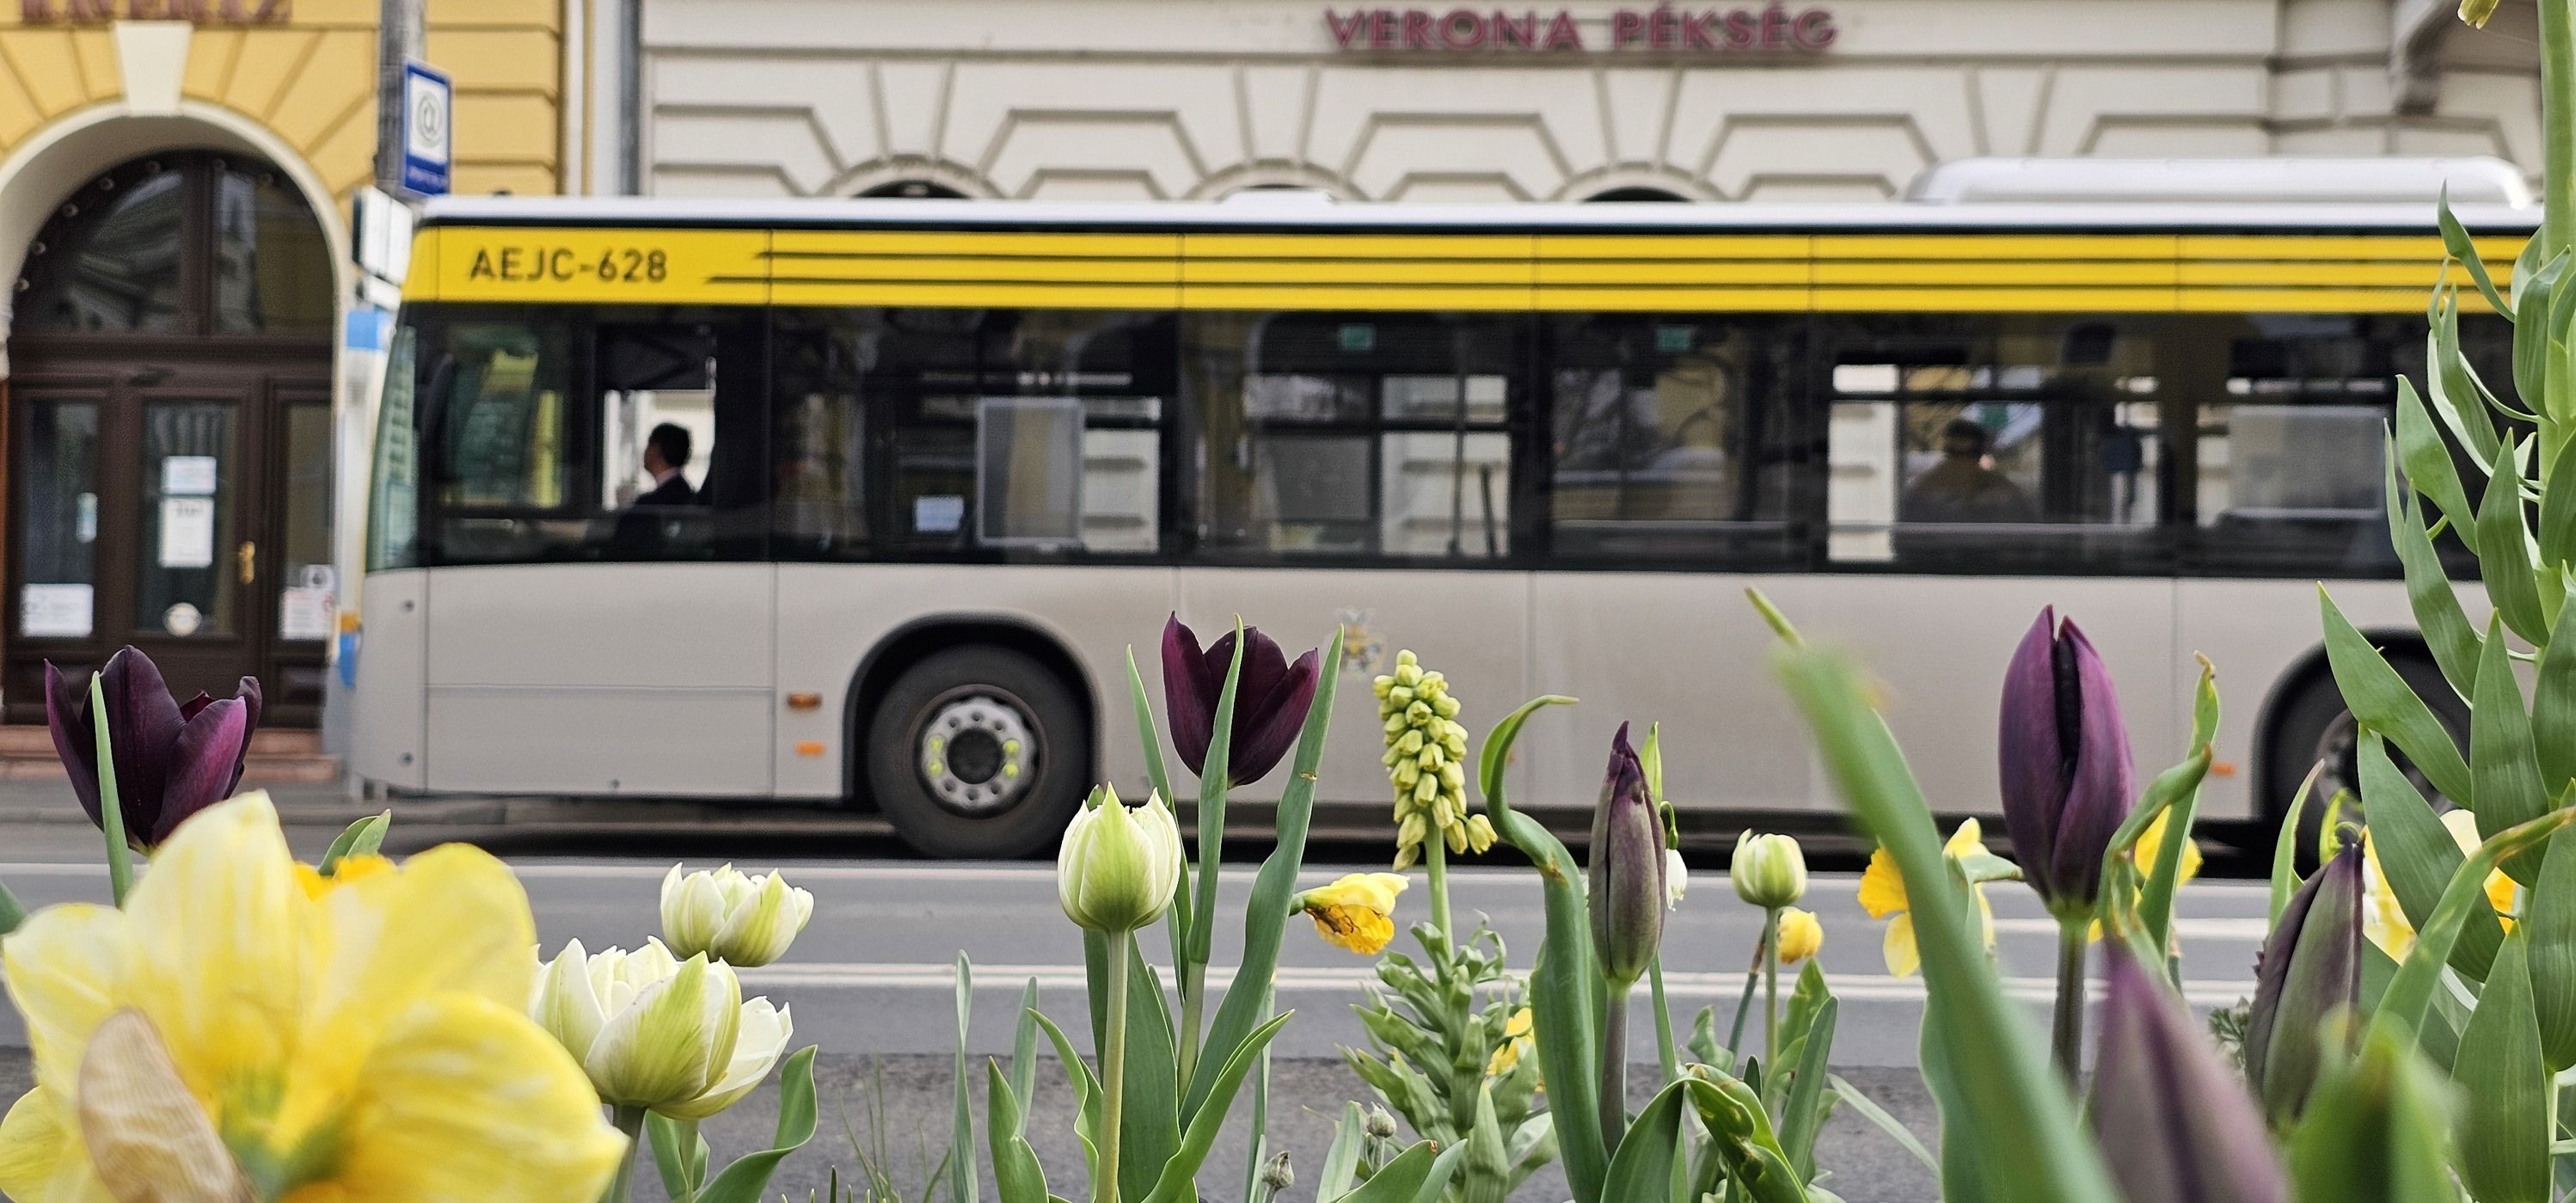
<box><xmin>1858</xmin><ymin>818</ymin><xmax>1997</xmax><ymax>978</ymax></box>
<box><xmin>1297</xmin><ymin>872</ymin><xmax>1409</xmax><ymax>955</ymax></box>
<box><xmin>1487</xmin><ymin>1006</ymin><xmax>1536</xmax><ymax>1077</ymax></box>
<box><xmin>1776</xmin><ymin>907</ymin><xmax>1825</xmax><ymax>965</ymax></box>
<box><xmin>293</xmin><ymin>851</ymin><xmax>395</xmax><ymax>898</ymax></box>
<box><xmin>0</xmin><ymin>792</ymin><xmax>625</xmax><ymax>1202</ymax></box>
<box><xmin>2363</xmin><ymin>809</ymin><xmax>2514</xmax><ymax>959</ymax></box>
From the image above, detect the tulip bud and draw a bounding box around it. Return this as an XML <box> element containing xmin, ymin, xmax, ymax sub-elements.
<box><xmin>659</xmin><ymin>864</ymin><xmax>815</xmax><ymax>967</ymax></box>
<box><xmin>2246</xmin><ymin>839</ymin><xmax>2364</xmax><ymax>1127</ymax></box>
<box><xmin>2091</xmin><ymin>947</ymin><xmax>2288</xmax><ymax>1203</ymax></box>
<box><xmin>531</xmin><ymin>937</ymin><xmax>794</xmax><ymax>1118</ymax></box>
<box><xmin>1162</xmin><ymin>615</ymin><xmax>1321</xmax><ymax>788</ymax></box>
<box><xmin>1057</xmin><ymin>787</ymin><xmax>1184</xmax><ymax>934</ymax></box>
<box><xmin>1259</xmin><ymin>1151</ymin><xmax>1294</xmax><ymax>1194</ymax></box>
<box><xmin>1365</xmin><ymin>1104</ymin><xmax>1399</xmax><ymax>1139</ymax></box>
<box><xmin>1998</xmin><ymin>607</ymin><xmax>2136</xmax><ymax>912</ymax></box>
<box><xmin>1776</xmin><ymin>907</ymin><xmax>1824</xmax><ymax>965</ymax></box>
<box><xmin>1731</xmin><ymin>832</ymin><xmax>1807</xmax><ymax>909</ymax></box>
<box><xmin>1586</xmin><ymin>722</ymin><xmax>1665</xmax><ymax>988</ymax></box>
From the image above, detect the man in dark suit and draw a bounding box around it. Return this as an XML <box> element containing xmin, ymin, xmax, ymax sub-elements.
<box><xmin>610</xmin><ymin>423</ymin><xmax>699</xmax><ymax>556</ymax></box>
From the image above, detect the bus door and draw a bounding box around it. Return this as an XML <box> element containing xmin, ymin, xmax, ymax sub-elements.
<box><xmin>414</xmin><ymin>307</ymin><xmax>776</xmax><ymax>795</ymax></box>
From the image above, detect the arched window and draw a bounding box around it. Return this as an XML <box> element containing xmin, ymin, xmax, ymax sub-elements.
<box><xmin>16</xmin><ymin>151</ymin><xmax>330</xmax><ymax>337</ymax></box>
<box><xmin>859</xmin><ymin>179</ymin><xmax>968</xmax><ymax>199</ymax></box>
<box><xmin>1585</xmin><ymin>186</ymin><xmax>1691</xmax><ymax>203</ymax></box>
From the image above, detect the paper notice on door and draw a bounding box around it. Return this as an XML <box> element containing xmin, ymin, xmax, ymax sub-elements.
<box><xmin>162</xmin><ymin>456</ymin><xmax>218</xmax><ymax>497</ymax></box>
<box><xmin>279</xmin><ymin>586</ymin><xmax>335</xmax><ymax>641</ymax></box>
<box><xmin>20</xmin><ymin>584</ymin><xmax>91</xmax><ymax>638</ymax></box>
<box><xmin>158</xmin><ymin>497</ymin><xmax>216</xmax><ymax>568</ymax></box>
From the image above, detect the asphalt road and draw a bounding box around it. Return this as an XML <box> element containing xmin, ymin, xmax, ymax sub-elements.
<box><xmin>0</xmin><ymin>805</ymin><xmax>2275</xmax><ymax>1203</ymax></box>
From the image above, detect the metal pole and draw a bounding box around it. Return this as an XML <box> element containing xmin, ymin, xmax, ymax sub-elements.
<box><xmin>373</xmin><ymin>0</ymin><xmax>426</xmax><ymax>193</ymax></box>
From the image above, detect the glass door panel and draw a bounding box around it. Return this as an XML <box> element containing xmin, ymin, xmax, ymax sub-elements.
<box><xmin>15</xmin><ymin>399</ymin><xmax>101</xmax><ymax>641</ymax></box>
<box><xmin>133</xmin><ymin>400</ymin><xmax>241</xmax><ymax>638</ymax></box>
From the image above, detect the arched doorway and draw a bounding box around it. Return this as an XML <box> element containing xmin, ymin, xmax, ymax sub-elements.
<box><xmin>5</xmin><ymin>150</ymin><xmax>334</xmax><ymax>725</ymax></box>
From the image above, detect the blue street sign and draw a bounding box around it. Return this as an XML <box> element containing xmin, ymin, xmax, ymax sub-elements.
<box><xmin>399</xmin><ymin>60</ymin><xmax>451</xmax><ymax>197</ymax></box>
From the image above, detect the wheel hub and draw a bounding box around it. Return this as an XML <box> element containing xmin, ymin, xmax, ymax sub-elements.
<box><xmin>917</xmin><ymin>694</ymin><xmax>1036</xmax><ymax>815</ymax></box>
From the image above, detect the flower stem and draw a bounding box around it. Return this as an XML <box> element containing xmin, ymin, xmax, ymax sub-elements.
<box><xmin>2545</xmin><ymin>0</ymin><xmax>2574</xmax><ymax>259</ymax></box>
<box><xmin>1177</xmin><ymin>962</ymin><xmax>1204</xmax><ymax>1089</ymax></box>
<box><xmin>1424</xmin><ymin>836</ymin><xmax>1455</xmax><ymax>960</ymax></box>
<box><xmin>88</xmin><ymin>676</ymin><xmax>132</xmax><ymax>906</ymax></box>
<box><xmin>1099</xmin><ymin>925</ymin><xmax>1134</xmax><ymax>1203</ymax></box>
<box><xmin>0</xmin><ymin>875</ymin><xmax>23</xmax><ymax>936</ymax></box>
<box><xmin>1600</xmin><ymin>980</ymin><xmax>1633</xmax><ymax>1155</ymax></box>
<box><xmin>1648</xmin><ymin>956</ymin><xmax>1680</xmax><ymax>1083</ymax></box>
<box><xmin>2051</xmin><ymin>914</ymin><xmax>2088</xmax><ymax>1085</ymax></box>
<box><xmin>1762</xmin><ymin>907</ymin><xmax>1782</xmax><ymax>1086</ymax></box>
<box><xmin>602</xmin><ymin>1104</ymin><xmax>647</xmax><ymax>1203</ymax></box>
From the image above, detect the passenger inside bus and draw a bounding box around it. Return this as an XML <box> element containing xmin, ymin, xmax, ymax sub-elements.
<box><xmin>1902</xmin><ymin>418</ymin><xmax>2036</xmax><ymax>523</ymax></box>
<box><xmin>610</xmin><ymin>423</ymin><xmax>698</xmax><ymax>555</ymax></box>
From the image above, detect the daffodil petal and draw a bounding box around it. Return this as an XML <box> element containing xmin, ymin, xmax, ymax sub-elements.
<box><xmin>113</xmin><ymin>793</ymin><xmax>310</xmax><ymax>1103</ymax></box>
<box><xmin>328</xmin><ymin>993</ymin><xmax>627</xmax><ymax>1201</ymax></box>
<box><xmin>0</xmin><ymin>1089</ymin><xmax>113</xmax><ymax>1203</ymax></box>
<box><xmin>1883</xmin><ymin>911</ymin><xmax>1921</xmax><ymax>978</ymax></box>
<box><xmin>2</xmin><ymin>903</ymin><xmax>132</xmax><ymax>1094</ymax></box>
<box><xmin>1856</xmin><ymin>847</ymin><xmax>1907</xmax><ymax>918</ymax></box>
<box><xmin>310</xmin><ymin>844</ymin><xmax>538</xmax><ymax>1052</ymax></box>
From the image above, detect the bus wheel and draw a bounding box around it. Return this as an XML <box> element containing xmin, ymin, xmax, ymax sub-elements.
<box><xmin>864</xmin><ymin>646</ymin><xmax>1088</xmax><ymax>858</ymax></box>
<box><xmin>2265</xmin><ymin>652</ymin><xmax>2465</xmax><ymax>862</ymax></box>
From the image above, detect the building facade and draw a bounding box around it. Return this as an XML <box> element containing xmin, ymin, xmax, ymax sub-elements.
<box><xmin>0</xmin><ymin>0</ymin><xmax>562</xmax><ymax>735</ymax></box>
<box><xmin>628</xmin><ymin>0</ymin><xmax>2545</xmax><ymax>204</ymax></box>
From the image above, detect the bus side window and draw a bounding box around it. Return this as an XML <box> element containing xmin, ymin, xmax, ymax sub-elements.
<box><xmin>1819</xmin><ymin>314</ymin><xmax>2168</xmax><ymax>574</ymax></box>
<box><xmin>1185</xmin><ymin>311</ymin><xmax>1518</xmax><ymax>561</ymax></box>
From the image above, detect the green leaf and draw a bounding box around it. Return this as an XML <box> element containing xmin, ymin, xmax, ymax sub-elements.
<box><xmin>317</xmin><ymin>811</ymin><xmax>391</xmax><ymax>876</ymax></box>
<box><xmin>1009</xmin><ymin>978</ymin><xmax>1040</xmax><ymax>1136</ymax></box>
<box><xmin>1598</xmin><ymin>1078</ymin><xmax>1690</xmax><ymax>1203</ymax></box>
<box><xmin>2384</xmin><ymin>437</ymin><xmax>2482</xmax><ymax>700</ymax></box>
<box><xmin>1777</xmin><ymin>996</ymin><xmax>1838</xmax><ymax>1181</ymax></box>
<box><xmin>2395</xmin><ymin>377</ymin><xmax>2481</xmax><ymax>543</ymax></box>
<box><xmin>2522</xmin><ymin>825</ymin><xmax>2576</xmax><ymax>1071</ymax></box>
<box><xmin>1127</xmin><ymin>646</ymin><xmax>1188</xmax><ymax>973</ymax></box>
<box><xmin>1030</xmin><ymin>1010</ymin><xmax>1105</xmax><ymax>1188</ymax></box>
<box><xmin>2138</xmin><ymin>660</ymin><xmax>2220</xmax><ymax>956</ymax></box>
<box><xmin>952</xmin><ymin>954</ymin><xmax>977</xmax><ymax>1203</ymax></box>
<box><xmin>2515</xmin><ymin>253</ymin><xmax>2570</xmax><ymax>404</ymax></box>
<box><xmin>2471</xmin><ymin>612</ymin><xmax>2552</xmax><ymax>887</ymax></box>
<box><xmin>1139</xmin><ymin>1010</ymin><xmax>1296</xmax><ymax>1203</ymax></box>
<box><xmin>89</xmin><ymin>674</ymin><xmax>131</xmax><ymax>906</ymax></box>
<box><xmin>0</xmin><ymin>875</ymin><xmax>25</xmax><ymax>938</ymax></box>
<box><xmin>2272</xmin><ymin>764</ymin><xmax>2320</xmax><ymax>926</ymax></box>
<box><xmin>1678</xmin><ymin>1074</ymin><xmax>1811</xmax><ymax>1203</ymax></box>
<box><xmin>2358</xmin><ymin>731</ymin><xmax>2500</xmax><ymax>981</ymax></box>
<box><xmin>2452</xmin><ymin>930</ymin><xmax>2549</xmax><ymax>1203</ymax></box>
<box><xmin>2318</xmin><ymin>588</ymin><xmax>2473</xmax><ymax>804</ymax></box>
<box><xmin>1187</xmin><ymin>622</ymin><xmax>1248</xmax><ymax>971</ymax></box>
<box><xmin>1184</xmin><ymin>627</ymin><xmax>1343</xmax><ymax>1125</ymax></box>
<box><xmin>1771</xmin><ymin>644</ymin><xmax>2116</xmax><ymax>1203</ymax></box>
<box><xmin>987</xmin><ymin>1059</ymin><xmax>1051</xmax><ymax>1203</ymax></box>
<box><xmin>2478</xmin><ymin>433</ymin><xmax>2553</xmax><ymax>645</ymax></box>
<box><xmin>2542</xmin><ymin>433</ymin><xmax>2576</xmax><ymax>571</ymax></box>
<box><xmin>692</xmin><ymin>1046</ymin><xmax>821</xmax><ymax>1203</ymax></box>
<box><xmin>1825</xmin><ymin>1074</ymin><xmax>1936</xmax><ymax>1174</ymax></box>
<box><xmin>2533</xmin><ymin>591</ymin><xmax>2576</xmax><ymax>788</ymax></box>
<box><xmin>1085</xmin><ymin>936</ymin><xmax>1179</xmax><ymax>1202</ymax></box>
<box><xmin>2286</xmin><ymin>1029</ymin><xmax>2458</xmax><ymax>1203</ymax></box>
<box><xmin>2427</xmin><ymin>290</ymin><xmax>2504</xmax><ymax>471</ymax></box>
<box><xmin>2442</xmin><ymin>191</ymin><xmax>2514</xmax><ymax>317</ymax></box>
<box><xmin>1332</xmin><ymin>1139</ymin><xmax>1469</xmax><ymax>1203</ymax></box>
<box><xmin>647</xmin><ymin>1114</ymin><xmax>707</xmax><ymax>1202</ymax></box>
<box><xmin>1472</xmin><ymin>693</ymin><xmax>1604</xmax><ymax>1203</ymax></box>
<box><xmin>2358</xmin><ymin>939</ymin><xmax>2456</xmax><ymax>1073</ymax></box>
<box><xmin>2366</xmin><ymin>808</ymin><xmax>2576</xmax><ymax>1053</ymax></box>
<box><xmin>1316</xmin><ymin>1102</ymin><xmax>1367</xmax><ymax>1200</ymax></box>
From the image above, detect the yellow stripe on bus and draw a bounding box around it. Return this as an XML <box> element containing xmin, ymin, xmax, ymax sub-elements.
<box><xmin>1812</xmin><ymin>287</ymin><xmax>2184</xmax><ymax>312</ymax></box>
<box><xmin>431</xmin><ymin>228</ymin><xmax>770</xmax><ymax>304</ymax></box>
<box><xmin>1533</xmin><ymin>285</ymin><xmax>1812</xmax><ymax>311</ymax></box>
<box><xmin>768</xmin><ymin>280</ymin><xmax>1181</xmax><ymax>308</ymax></box>
<box><xmin>1177</xmin><ymin>284</ymin><xmax>1535</xmax><ymax>310</ymax></box>
<box><xmin>1536</xmin><ymin>260</ymin><xmax>1810</xmax><ymax>285</ymax></box>
<box><xmin>1181</xmin><ymin>258</ymin><xmax>1535</xmax><ymax>285</ymax></box>
<box><xmin>1812</xmin><ymin>260</ymin><xmax>2180</xmax><ymax>286</ymax></box>
<box><xmin>1182</xmin><ymin>233</ymin><xmax>1535</xmax><ymax>260</ymax></box>
<box><xmin>1812</xmin><ymin>235</ymin><xmax>2180</xmax><ymax>261</ymax></box>
<box><xmin>1534</xmin><ymin>235</ymin><xmax>1810</xmax><ymax>259</ymax></box>
<box><xmin>771</xmin><ymin>230</ymin><xmax>1181</xmax><ymax>260</ymax></box>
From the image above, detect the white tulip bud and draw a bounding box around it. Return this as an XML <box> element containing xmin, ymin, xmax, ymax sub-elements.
<box><xmin>660</xmin><ymin>864</ymin><xmax>814</xmax><ymax>967</ymax></box>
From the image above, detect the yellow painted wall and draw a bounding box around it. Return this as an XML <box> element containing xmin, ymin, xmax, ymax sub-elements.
<box><xmin>0</xmin><ymin>0</ymin><xmax>561</xmax><ymax>213</ymax></box>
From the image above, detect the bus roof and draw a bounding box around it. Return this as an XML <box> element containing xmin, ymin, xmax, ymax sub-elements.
<box><xmin>419</xmin><ymin>193</ymin><xmax>2542</xmax><ymax>236</ymax></box>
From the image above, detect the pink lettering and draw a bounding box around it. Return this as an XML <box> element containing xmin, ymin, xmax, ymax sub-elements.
<box><xmin>1759</xmin><ymin>0</ymin><xmax>1788</xmax><ymax>47</ymax></box>
<box><xmin>1791</xmin><ymin>8</ymin><xmax>1837</xmax><ymax>49</ymax></box>
<box><xmin>1440</xmin><ymin>7</ymin><xmax>1485</xmax><ymax>47</ymax></box>
<box><xmin>1682</xmin><ymin>8</ymin><xmax>1719</xmax><ymax>48</ymax></box>
<box><xmin>1492</xmin><ymin>9</ymin><xmax>1536</xmax><ymax>45</ymax></box>
<box><xmin>18</xmin><ymin>0</ymin><xmax>52</xmax><ymax>18</ymax></box>
<box><xmin>1326</xmin><ymin>8</ymin><xmax>1370</xmax><ymax>46</ymax></box>
<box><xmin>1610</xmin><ymin>9</ymin><xmax>1645</xmax><ymax>46</ymax></box>
<box><xmin>1722</xmin><ymin>8</ymin><xmax>1757</xmax><ymax>47</ymax></box>
<box><xmin>1401</xmin><ymin>8</ymin><xmax>1434</xmax><ymax>47</ymax></box>
<box><xmin>1369</xmin><ymin>9</ymin><xmax>1395</xmax><ymax>46</ymax></box>
<box><xmin>1539</xmin><ymin>9</ymin><xmax>1582</xmax><ymax>48</ymax></box>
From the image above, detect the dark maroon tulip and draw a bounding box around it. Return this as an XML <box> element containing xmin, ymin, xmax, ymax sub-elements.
<box><xmin>2244</xmin><ymin>839</ymin><xmax>2364</xmax><ymax>1128</ymax></box>
<box><xmin>2092</xmin><ymin>946</ymin><xmax>2289</xmax><ymax>1203</ymax></box>
<box><xmin>1162</xmin><ymin>615</ymin><xmax>1319</xmax><ymax>787</ymax></box>
<box><xmin>45</xmin><ymin>648</ymin><xmax>261</xmax><ymax>850</ymax></box>
<box><xmin>1998</xmin><ymin>606</ymin><xmax>2135</xmax><ymax>911</ymax></box>
<box><xmin>1586</xmin><ymin>722</ymin><xmax>1665</xmax><ymax>988</ymax></box>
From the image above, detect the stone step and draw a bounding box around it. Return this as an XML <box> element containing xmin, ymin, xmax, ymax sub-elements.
<box><xmin>0</xmin><ymin>726</ymin><xmax>335</xmax><ymax>784</ymax></box>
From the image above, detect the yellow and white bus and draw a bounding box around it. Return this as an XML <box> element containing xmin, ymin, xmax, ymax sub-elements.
<box><xmin>352</xmin><ymin>189</ymin><xmax>2526</xmax><ymax>856</ymax></box>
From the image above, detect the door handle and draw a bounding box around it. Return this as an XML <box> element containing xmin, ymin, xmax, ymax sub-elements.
<box><xmin>237</xmin><ymin>541</ymin><xmax>256</xmax><ymax>586</ymax></box>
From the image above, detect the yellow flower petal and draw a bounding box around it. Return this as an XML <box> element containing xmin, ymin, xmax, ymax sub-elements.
<box><xmin>1856</xmin><ymin>847</ymin><xmax>1907</xmax><ymax>919</ymax></box>
<box><xmin>1881</xmin><ymin>911</ymin><xmax>1920</xmax><ymax>978</ymax></box>
<box><xmin>1776</xmin><ymin>908</ymin><xmax>1824</xmax><ymax>965</ymax></box>
<box><xmin>1309</xmin><ymin>906</ymin><xmax>1397</xmax><ymax>955</ymax></box>
<box><xmin>1945</xmin><ymin>818</ymin><xmax>1989</xmax><ymax>858</ymax></box>
<box><xmin>1</xmin><ymin>903</ymin><xmax>131</xmax><ymax>1095</ymax></box>
<box><xmin>309</xmin><ymin>844</ymin><xmax>538</xmax><ymax>1049</ymax></box>
<box><xmin>323</xmin><ymin>993</ymin><xmax>628</xmax><ymax>1201</ymax></box>
<box><xmin>0</xmin><ymin>1089</ymin><xmax>113</xmax><ymax>1203</ymax></box>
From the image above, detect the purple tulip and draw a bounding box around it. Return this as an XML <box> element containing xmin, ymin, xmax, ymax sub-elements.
<box><xmin>1586</xmin><ymin>722</ymin><xmax>1665</xmax><ymax>988</ymax></box>
<box><xmin>2091</xmin><ymin>946</ymin><xmax>2288</xmax><ymax>1203</ymax></box>
<box><xmin>1998</xmin><ymin>606</ymin><xmax>2135</xmax><ymax>911</ymax></box>
<box><xmin>2244</xmin><ymin>839</ymin><xmax>2364</xmax><ymax>1127</ymax></box>
<box><xmin>1161</xmin><ymin>615</ymin><xmax>1320</xmax><ymax>788</ymax></box>
<box><xmin>45</xmin><ymin>648</ymin><xmax>261</xmax><ymax>850</ymax></box>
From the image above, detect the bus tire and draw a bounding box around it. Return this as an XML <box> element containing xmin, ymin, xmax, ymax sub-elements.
<box><xmin>864</xmin><ymin>645</ymin><xmax>1089</xmax><ymax>859</ymax></box>
<box><xmin>2264</xmin><ymin>649</ymin><xmax>2466</xmax><ymax>858</ymax></box>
